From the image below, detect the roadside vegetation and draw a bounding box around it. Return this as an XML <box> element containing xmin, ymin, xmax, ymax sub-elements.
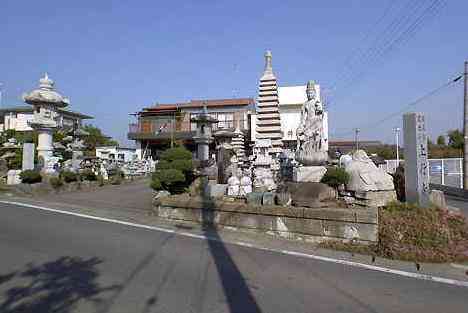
<box><xmin>321</xmin><ymin>202</ymin><xmax>468</xmax><ymax>263</ymax></box>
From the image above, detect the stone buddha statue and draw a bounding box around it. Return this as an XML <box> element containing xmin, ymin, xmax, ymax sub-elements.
<box><xmin>295</xmin><ymin>80</ymin><xmax>328</xmax><ymax>166</ymax></box>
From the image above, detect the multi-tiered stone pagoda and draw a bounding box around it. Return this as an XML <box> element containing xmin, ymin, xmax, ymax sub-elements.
<box><xmin>255</xmin><ymin>50</ymin><xmax>282</xmax><ymax>154</ymax></box>
<box><xmin>252</xmin><ymin>51</ymin><xmax>283</xmax><ymax>191</ymax></box>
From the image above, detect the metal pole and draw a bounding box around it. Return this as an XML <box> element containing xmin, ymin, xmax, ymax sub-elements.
<box><xmin>464</xmin><ymin>61</ymin><xmax>468</xmax><ymax>189</ymax></box>
<box><xmin>394</xmin><ymin>127</ymin><xmax>400</xmax><ymax>165</ymax></box>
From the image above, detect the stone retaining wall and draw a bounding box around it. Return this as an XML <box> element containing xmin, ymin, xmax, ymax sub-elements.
<box><xmin>154</xmin><ymin>196</ymin><xmax>378</xmax><ymax>243</ymax></box>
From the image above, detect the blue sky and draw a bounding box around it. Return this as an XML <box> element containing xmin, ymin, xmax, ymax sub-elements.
<box><xmin>1</xmin><ymin>0</ymin><xmax>466</xmax><ymax>145</ymax></box>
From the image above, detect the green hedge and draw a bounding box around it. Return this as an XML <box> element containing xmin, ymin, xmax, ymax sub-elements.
<box><xmin>20</xmin><ymin>170</ymin><xmax>42</xmax><ymax>184</ymax></box>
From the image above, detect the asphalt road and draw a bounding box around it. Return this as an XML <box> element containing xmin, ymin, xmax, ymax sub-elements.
<box><xmin>446</xmin><ymin>195</ymin><xmax>468</xmax><ymax>218</ymax></box>
<box><xmin>0</xmin><ymin>203</ymin><xmax>467</xmax><ymax>313</ymax></box>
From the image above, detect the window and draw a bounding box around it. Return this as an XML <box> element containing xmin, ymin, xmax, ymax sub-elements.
<box><xmin>118</xmin><ymin>153</ymin><xmax>125</xmax><ymax>160</ymax></box>
<box><xmin>109</xmin><ymin>154</ymin><xmax>115</xmax><ymax>159</ymax></box>
<box><xmin>217</xmin><ymin>113</ymin><xmax>234</xmax><ymax>129</ymax></box>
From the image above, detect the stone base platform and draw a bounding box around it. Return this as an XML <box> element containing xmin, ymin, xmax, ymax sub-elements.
<box><xmin>293</xmin><ymin>166</ymin><xmax>327</xmax><ymax>183</ymax></box>
<box><xmin>353</xmin><ymin>190</ymin><xmax>397</xmax><ymax>207</ymax></box>
<box><xmin>154</xmin><ymin>195</ymin><xmax>378</xmax><ymax>243</ymax></box>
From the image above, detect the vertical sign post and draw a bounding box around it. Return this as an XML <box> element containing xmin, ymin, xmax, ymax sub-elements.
<box><xmin>403</xmin><ymin>112</ymin><xmax>430</xmax><ymax>206</ymax></box>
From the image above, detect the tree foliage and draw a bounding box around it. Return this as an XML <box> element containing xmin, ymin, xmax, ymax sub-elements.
<box><xmin>448</xmin><ymin>129</ymin><xmax>463</xmax><ymax>150</ymax></box>
<box><xmin>82</xmin><ymin>125</ymin><xmax>119</xmax><ymax>154</ymax></box>
<box><xmin>151</xmin><ymin>146</ymin><xmax>193</xmax><ymax>194</ymax></box>
<box><xmin>321</xmin><ymin>167</ymin><xmax>350</xmax><ymax>189</ymax></box>
<box><xmin>436</xmin><ymin>135</ymin><xmax>446</xmax><ymax>146</ymax></box>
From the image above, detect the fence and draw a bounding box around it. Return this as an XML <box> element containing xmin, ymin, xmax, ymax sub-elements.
<box><xmin>381</xmin><ymin>158</ymin><xmax>463</xmax><ymax>188</ymax></box>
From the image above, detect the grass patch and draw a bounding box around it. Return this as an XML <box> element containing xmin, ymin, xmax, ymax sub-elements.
<box><xmin>320</xmin><ymin>201</ymin><xmax>468</xmax><ymax>263</ymax></box>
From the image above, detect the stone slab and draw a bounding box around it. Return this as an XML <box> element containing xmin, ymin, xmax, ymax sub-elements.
<box><xmin>403</xmin><ymin>112</ymin><xmax>430</xmax><ymax>206</ymax></box>
<box><xmin>286</xmin><ymin>182</ymin><xmax>336</xmax><ymax>208</ymax></box>
<box><xmin>205</xmin><ymin>183</ymin><xmax>227</xmax><ymax>198</ymax></box>
<box><xmin>262</xmin><ymin>192</ymin><xmax>275</xmax><ymax>205</ymax></box>
<box><xmin>22</xmin><ymin>143</ymin><xmax>35</xmax><ymax>170</ymax></box>
<box><xmin>293</xmin><ymin>166</ymin><xmax>327</xmax><ymax>183</ymax></box>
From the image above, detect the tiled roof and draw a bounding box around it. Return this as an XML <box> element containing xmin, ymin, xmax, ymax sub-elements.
<box><xmin>142</xmin><ymin>98</ymin><xmax>254</xmax><ymax>112</ymax></box>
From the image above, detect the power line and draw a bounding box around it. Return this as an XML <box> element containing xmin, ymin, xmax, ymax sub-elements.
<box><xmin>331</xmin><ymin>73</ymin><xmax>463</xmax><ymax>138</ymax></box>
<box><xmin>331</xmin><ymin>0</ymin><xmax>436</xmax><ymax>92</ymax></box>
<box><xmin>328</xmin><ymin>0</ymin><xmax>446</xmax><ymax>104</ymax></box>
<box><xmin>334</xmin><ymin>0</ymin><xmax>446</xmax><ymax>97</ymax></box>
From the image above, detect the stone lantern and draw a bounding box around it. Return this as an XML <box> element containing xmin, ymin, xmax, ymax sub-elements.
<box><xmin>191</xmin><ymin>106</ymin><xmax>218</xmax><ymax>162</ymax></box>
<box><xmin>23</xmin><ymin>73</ymin><xmax>70</xmax><ymax>173</ymax></box>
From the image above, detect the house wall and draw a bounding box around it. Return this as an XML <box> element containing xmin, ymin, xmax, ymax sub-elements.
<box><xmin>96</xmin><ymin>146</ymin><xmax>136</xmax><ymax>163</ymax></box>
<box><xmin>2</xmin><ymin>111</ymin><xmax>85</xmax><ymax>132</ymax></box>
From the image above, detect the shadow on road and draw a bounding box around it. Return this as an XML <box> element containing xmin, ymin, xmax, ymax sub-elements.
<box><xmin>201</xmin><ymin>192</ymin><xmax>262</xmax><ymax>313</ymax></box>
<box><xmin>0</xmin><ymin>256</ymin><xmax>118</xmax><ymax>313</ymax></box>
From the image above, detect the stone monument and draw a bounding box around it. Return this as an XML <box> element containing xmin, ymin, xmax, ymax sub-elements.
<box><xmin>293</xmin><ymin>80</ymin><xmax>328</xmax><ymax>182</ymax></box>
<box><xmin>23</xmin><ymin>73</ymin><xmax>70</xmax><ymax>174</ymax></box>
<box><xmin>213</xmin><ymin>129</ymin><xmax>234</xmax><ymax>184</ymax></box>
<box><xmin>343</xmin><ymin>150</ymin><xmax>396</xmax><ymax>207</ymax></box>
<box><xmin>403</xmin><ymin>112</ymin><xmax>430</xmax><ymax>206</ymax></box>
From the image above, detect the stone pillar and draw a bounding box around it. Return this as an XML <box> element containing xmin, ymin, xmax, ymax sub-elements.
<box><xmin>196</xmin><ymin>138</ymin><xmax>210</xmax><ymax>162</ymax></box>
<box><xmin>403</xmin><ymin>112</ymin><xmax>430</xmax><ymax>206</ymax></box>
<box><xmin>22</xmin><ymin>143</ymin><xmax>35</xmax><ymax>170</ymax></box>
<box><xmin>37</xmin><ymin>129</ymin><xmax>54</xmax><ymax>167</ymax></box>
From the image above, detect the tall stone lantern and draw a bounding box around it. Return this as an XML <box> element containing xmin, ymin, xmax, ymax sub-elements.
<box><xmin>191</xmin><ymin>106</ymin><xmax>217</xmax><ymax>163</ymax></box>
<box><xmin>23</xmin><ymin>73</ymin><xmax>70</xmax><ymax>173</ymax></box>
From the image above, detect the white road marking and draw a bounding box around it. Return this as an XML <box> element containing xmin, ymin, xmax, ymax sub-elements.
<box><xmin>1</xmin><ymin>199</ymin><xmax>468</xmax><ymax>288</ymax></box>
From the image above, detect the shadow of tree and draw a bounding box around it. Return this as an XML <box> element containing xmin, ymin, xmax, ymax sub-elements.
<box><xmin>0</xmin><ymin>256</ymin><xmax>119</xmax><ymax>313</ymax></box>
<box><xmin>201</xmin><ymin>191</ymin><xmax>262</xmax><ymax>313</ymax></box>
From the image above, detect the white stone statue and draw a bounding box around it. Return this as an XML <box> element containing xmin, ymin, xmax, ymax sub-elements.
<box><xmin>253</xmin><ymin>167</ymin><xmax>276</xmax><ymax>191</ymax></box>
<box><xmin>227</xmin><ymin>175</ymin><xmax>240</xmax><ymax>196</ymax></box>
<box><xmin>100</xmin><ymin>163</ymin><xmax>109</xmax><ymax>180</ymax></box>
<box><xmin>344</xmin><ymin>150</ymin><xmax>394</xmax><ymax>192</ymax></box>
<box><xmin>239</xmin><ymin>172</ymin><xmax>253</xmax><ymax>196</ymax></box>
<box><xmin>295</xmin><ymin>80</ymin><xmax>328</xmax><ymax>166</ymax></box>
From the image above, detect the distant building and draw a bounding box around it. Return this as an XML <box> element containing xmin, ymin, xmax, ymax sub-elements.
<box><xmin>0</xmin><ymin>105</ymin><xmax>93</xmax><ymax>132</ymax></box>
<box><xmin>95</xmin><ymin>146</ymin><xmax>136</xmax><ymax>163</ymax></box>
<box><xmin>128</xmin><ymin>98</ymin><xmax>254</xmax><ymax>160</ymax></box>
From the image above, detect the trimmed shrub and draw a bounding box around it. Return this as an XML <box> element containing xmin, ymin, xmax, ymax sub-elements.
<box><xmin>60</xmin><ymin>170</ymin><xmax>78</xmax><ymax>183</ymax></box>
<box><xmin>321</xmin><ymin>167</ymin><xmax>350</xmax><ymax>189</ymax></box>
<box><xmin>81</xmin><ymin>169</ymin><xmax>97</xmax><ymax>181</ymax></box>
<box><xmin>151</xmin><ymin>146</ymin><xmax>193</xmax><ymax>194</ymax></box>
<box><xmin>49</xmin><ymin>177</ymin><xmax>63</xmax><ymax>189</ymax></box>
<box><xmin>20</xmin><ymin>170</ymin><xmax>42</xmax><ymax>184</ymax></box>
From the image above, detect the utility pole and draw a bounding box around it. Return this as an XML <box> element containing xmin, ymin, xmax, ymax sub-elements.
<box><xmin>394</xmin><ymin>127</ymin><xmax>401</xmax><ymax>165</ymax></box>
<box><xmin>354</xmin><ymin>128</ymin><xmax>360</xmax><ymax>151</ymax></box>
<box><xmin>0</xmin><ymin>83</ymin><xmax>3</xmax><ymax>108</ymax></box>
<box><xmin>464</xmin><ymin>61</ymin><xmax>468</xmax><ymax>189</ymax></box>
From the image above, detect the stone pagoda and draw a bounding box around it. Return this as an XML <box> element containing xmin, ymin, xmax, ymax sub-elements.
<box><xmin>252</xmin><ymin>51</ymin><xmax>282</xmax><ymax>191</ymax></box>
<box><xmin>23</xmin><ymin>73</ymin><xmax>70</xmax><ymax>173</ymax></box>
<box><xmin>255</xmin><ymin>50</ymin><xmax>283</xmax><ymax>154</ymax></box>
<box><xmin>231</xmin><ymin>126</ymin><xmax>245</xmax><ymax>165</ymax></box>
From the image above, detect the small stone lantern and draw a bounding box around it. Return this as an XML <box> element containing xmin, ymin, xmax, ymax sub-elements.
<box><xmin>191</xmin><ymin>106</ymin><xmax>218</xmax><ymax>162</ymax></box>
